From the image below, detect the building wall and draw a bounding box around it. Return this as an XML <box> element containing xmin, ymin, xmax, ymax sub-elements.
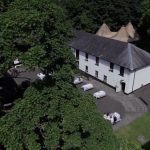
<box><xmin>71</xmin><ymin>48</ymin><xmax>150</xmax><ymax>94</ymax></box>
<box><xmin>72</xmin><ymin>48</ymin><xmax>133</xmax><ymax>93</ymax></box>
<box><xmin>133</xmin><ymin>66</ymin><xmax>150</xmax><ymax>91</ymax></box>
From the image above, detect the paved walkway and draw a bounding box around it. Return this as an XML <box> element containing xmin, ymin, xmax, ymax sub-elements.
<box><xmin>134</xmin><ymin>84</ymin><xmax>150</xmax><ymax>111</ymax></box>
<box><xmin>76</xmin><ymin>76</ymin><xmax>148</xmax><ymax>130</ymax></box>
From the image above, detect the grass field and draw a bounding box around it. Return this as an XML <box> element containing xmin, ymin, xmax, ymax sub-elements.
<box><xmin>116</xmin><ymin>113</ymin><xmax>150</xmax><ymax>145</ymax></box>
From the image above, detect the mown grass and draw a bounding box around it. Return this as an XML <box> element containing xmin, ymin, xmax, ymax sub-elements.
<box><xmin>116</xmin><ymin>113</ymin><xmax>150</xmax><ymax>145</ymax></box>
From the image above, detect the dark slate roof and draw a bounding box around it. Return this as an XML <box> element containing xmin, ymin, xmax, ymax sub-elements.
<box><xmin>69</xmin><ymin>30</ymin><xmax>150</xmax><ymax>71</ymax></box>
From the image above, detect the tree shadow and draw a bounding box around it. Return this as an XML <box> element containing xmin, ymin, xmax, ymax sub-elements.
<box><xmin>142</xmin><ymin>140</ymin><xmax>150</xmax><ymax>150</ymax></box>
<box><xmin>0</xmin><ymin>76</ymin><xmax>18</xmax><ymax>104</ymax></box>
<box><xmin>0</xmin><ymin>143</ymin><xmax>5</xmax><ymax>150</ymax></box>
<box><xmin>0</xmin><ymin>75</ymin><xmax>31</xmax><ymax>106</ymax></box>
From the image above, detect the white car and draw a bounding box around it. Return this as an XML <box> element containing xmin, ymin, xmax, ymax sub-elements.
<box><xmin>37</xmin><ymin>73</ymin><xmax>46</xmax><ymax>80</ymax></box>
<box><xmin>93</xmin><ymin>91</ymin><xmax>106</xmax><ymax>99</ymax></box>
<box><xmin>103</xmin><ymin>112</ymin><xmax>121</xmax><ymax>124</ymax></box>
<box><xmin>81</xmin><ymin>83</ymin><xmax>94</xmax><ymax>91</ymax></box>
<box><xmin>14</xmin><ymin>58</ymin><xmax>20</xmax><ymax>65</ymax></box>
<box><xmin>74</xmin><ymin>77</ymin><xmax>83</xmax><ymax>84</ymax></box>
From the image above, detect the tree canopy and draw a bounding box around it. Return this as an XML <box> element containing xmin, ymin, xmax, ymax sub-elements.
<box><xmin>0</xmin><ymin>0</ymin><xmax>74</xmax><ymax>74</ymax></box>
<box><xmin>0</xmin><ymin>83</ymin><xmax>120</xmax><ymax>150</ymax></box>
<box><xmin>0</xmin><ymin>0</ymin><xmax>146</xmax><ymax>149</ymax></box>
<box><xmin>0</xmin><ymin>0</ymin><xmax>121</xmax><ymax>149</ymax></box>
<box><xmin>59</xmin><ymin>0</ymin><xmax>150</xmax><ymax>51</ymax></box>
<box><xmin>140</xmin><ymin>0</ymin><xmax>150</xmax><ymax>35</ymax></box>
<box><xmin>60</xmin><ymin>0</ymin><xmax>142</xmax><ymax>32</ymax></box>
<box><xmin>0</xmin><ymin>0</ymin><xmax>14</xmax><ymax>12</ymax></box>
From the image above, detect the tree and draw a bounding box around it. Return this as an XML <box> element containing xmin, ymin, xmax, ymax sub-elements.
<box><xmin>0</xmin><ymin>0</ymin><xmax>14</xmax><ymax>12</ymax></box>
<box><xmin>60</xmin><ymin>0</ymin><xmax>142</xmax><ymax>32</ymax></box>
<box><xmin>0</xmin><ymin>83</ymin><xmax>120</xmax><ymax>150</ymax></box>
<box><xmin>140</xmin><ymin>0</ymin><xmax>150</xmax><ymax>35</ymax></box>
<box><xmin>0</xmin><ymin>0</ymin><xmax>74</xmax><ymax>74</ymax></box>
<box><xmin>135</xmin><ymin>0</ymin><xmax>150</xmax><ymax>51</ymax></box>
<box><xmin>0</xmin><ymin>0</ymin><xmax>120</xmax><ymax>149</ymax></box>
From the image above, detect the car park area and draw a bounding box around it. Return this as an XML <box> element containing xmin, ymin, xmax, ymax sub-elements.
<box><xmin>75</xmin><ymin>76</ymin><xmax>148</xmax><ymax>130</ymax></box>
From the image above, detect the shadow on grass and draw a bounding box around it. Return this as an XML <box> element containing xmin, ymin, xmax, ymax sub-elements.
<box><xmin>142</xmin><ymin>140</ymin><xmax>150</xmax><ymax>150</ymax></box>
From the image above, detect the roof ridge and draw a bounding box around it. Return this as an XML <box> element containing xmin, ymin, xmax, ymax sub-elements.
<box><xmin>129</xmin><ymin>43</ymin><xmax>150</xmax><ymax>57</ymax></box>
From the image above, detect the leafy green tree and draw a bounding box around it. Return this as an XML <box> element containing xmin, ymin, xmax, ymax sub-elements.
<box><xmin>0</xmin><ymin>83</ymin><xmax>120</xmax><ymax>150</ymax></box>
<box><xmin>0</xmin><ymin>0</ymin><xmax>14</xmax><ymax>12</ymax></box>
<box><xmin>61</xmin><ymin>0</ymin><xmax>142</xmax><ymax>32</ymax></box>
<box><xmin>59</xmin><ymin>0</ymin><xmax>97</xmax><ymax>32</ymax></box>
<box><xmin>0</xmin><ymin>0</ymin><xmax>144</xmax><ymax>149</ymax></box>
<box><xmin>140</xmin><ymin>0</ymin><xmax>150</xmax><ymax>35</ymax></box>
<box><xmin>136</xmin><ymin>0</ymin><xmax>150</xmax><ymax>51</ymax></box>
<box><xmin>0</xmin><ymin>0</ymin><xmax>74</xmax><ymax>74</ymax></box>
<box><xmin>0</xmin><ymin>0</ymin><xmax>120</xmax><ymax>149</ymax></box>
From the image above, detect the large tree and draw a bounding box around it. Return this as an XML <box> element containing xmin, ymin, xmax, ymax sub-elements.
<box><xmin>0</xmin><ymin>83</ymin><xmax>119</xmax><ymax>150</ymax></box>
<box><xmin>135</xmin><ymin>0</ymin><xmax>150</xmax><ymax>51</ymax></box>
<box><xmin>0</xmin><ymin>0</ymin><xmax>143</xmax><ymax>149</ymax></box>
<box><xmin>60</xmin><ymin>0</ymin><xmax>142</xmax><ymax>32</ymax></box>
<box><xmin>0</xmin><ymin>0</ymin><xmax>14</xmax><ymax>12</ymax></box>
<box><xmin>0</xmin><ymin>0</ymin><xmax>120</xmax><ymax>149</ymax></box>
<box><xmin>0</xmin><ymin>0</ymin><xmax>74</xmax><ymax>75</ymax></box>
<box><xmin>140</xmin><ymin>0</ymin><xmax>150</xmax><ymax>35</ymax></box>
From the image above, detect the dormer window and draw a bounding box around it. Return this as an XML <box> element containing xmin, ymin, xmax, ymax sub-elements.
<box><xmin>85</xmin><ymin>53</ymin><xmax>88</xmax><ymax>61</ymax></box>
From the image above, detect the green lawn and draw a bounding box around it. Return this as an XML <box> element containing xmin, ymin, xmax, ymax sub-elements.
<box><xmin>116</xmin><ymin>113</ymin><xmax>150</xmax><ymax>145</ymax></box>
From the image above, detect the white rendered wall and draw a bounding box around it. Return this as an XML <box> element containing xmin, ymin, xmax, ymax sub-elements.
<box><xmin>124</xmin><ymin>71</ymin><xmax>134</xmax><ymax>93</ymax></box>
<box><xmin>78</xmin><ymin>50</ymin><xmax>133</xmax><ymax>93</ymax></box>
<box><xmin>71</xmin><ymin>48</ymin><xmax>150</xmax><ymax>94</ymax></box>
<box><xmin>133</xmin><ymin>66</ymin><xmax>150</xmax><ymax>91</ymax></box>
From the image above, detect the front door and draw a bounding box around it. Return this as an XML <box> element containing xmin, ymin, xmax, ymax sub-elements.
<box><xmin>121</xmin><ymin>82</ymin><xmax>126</xmax><ymax>92</ymax></box>
<box><xmin>103</xmin><ymin>75</ymin><xmax>107</xmax><ymax>83</ymax></box>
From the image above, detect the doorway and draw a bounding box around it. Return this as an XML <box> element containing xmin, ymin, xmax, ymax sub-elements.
<box><xmin>103</xmin><ymin>75</ymin><xmax>107</xmax><ymax>83</ymax></box>
<box><xmin>121</xmin><ymin>82</ymin><xmax>126</xmax><ymax>92</ymax></box>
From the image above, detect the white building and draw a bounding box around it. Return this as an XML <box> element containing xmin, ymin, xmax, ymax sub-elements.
<box><xmin>70</xmin><ymin>30</ymin><xmax>150</xmax><ymax>94</ymax></box>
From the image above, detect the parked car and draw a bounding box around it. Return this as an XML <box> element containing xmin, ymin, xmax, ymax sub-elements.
<box><xmin>81</xmin><ymin>83</ymin><xmax>93</xmax><ymax>91</ymax></box>
<box><xmin>103</xmin><ymin>112</ymin><xmax>121</xmax><ymax>124</ymax></box>
<box><xmin>93</xmin><ymin>91</ymin><xmax>106</xmax><ymax>99</ymax></box>
<box><xmin>74</xmin><ymin>77</ymin><xmax>83</xmax><ymax>84</ymax></box>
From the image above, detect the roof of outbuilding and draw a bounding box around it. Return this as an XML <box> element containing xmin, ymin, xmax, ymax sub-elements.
<box><xmin>69</xmin><ymin>30</ymin><xmax>150</xmax><ymax>71</ymax></box>
<box><xmin>96</xmin><ymin>23</ymin><xmax>111</xmax><ymax>36</ymax></box>
<box><xmin>96</xmin><ymin>22</ymin><xmax>137</xmax><ymax>42</ymax></box>
<box><xmin>112</xmin><ymin>26</ymin><xmax>129</xmax><ymax>42</ymax></box>
<box><xmin>125</xmin><ymin>22</ymin><xmax>135</xmax><ymax>38</ymax></box>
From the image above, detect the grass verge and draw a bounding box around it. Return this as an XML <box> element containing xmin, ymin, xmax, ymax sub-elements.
<box><xmin>116</xmin><ymin>113</ymin><xmax>150</xmax><ymax>145</ymax></box>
